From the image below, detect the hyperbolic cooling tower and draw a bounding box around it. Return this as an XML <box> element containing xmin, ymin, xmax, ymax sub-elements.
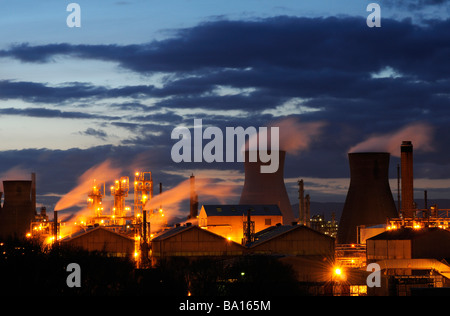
<box><xmin>337</xmin><ymin>153</ymin><xmax>398</xmax><ymax>244</ymax></box>
<box><xmin>239</xmin><ymin>150</ymin><xmax>294</xmax><ymax>224</ymax></box>
<box><xmin>0</xmin><ymin>180</ymin><xmax>35</xmax><ymax>239</ymax></box>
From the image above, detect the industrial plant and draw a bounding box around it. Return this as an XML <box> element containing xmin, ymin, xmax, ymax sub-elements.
<box><xmin>2</xmin><ymin>141</ymin><xmax>450</xmax><ymax>296</ymax></box>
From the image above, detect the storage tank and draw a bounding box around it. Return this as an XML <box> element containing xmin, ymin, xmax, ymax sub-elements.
<box><xmin>239</xmin><ymin>150</ymin><xmax>294</xmax><ymax>224</ymax></box>
<box><xmin>337</xmin><ymin>153</ymin><xmax>398</xmax><ymax>244</ymax></box>
<box><xmin>0</xmin><ymin>180</ymin><xmax>35</xmax><ymax>239</ymax></box>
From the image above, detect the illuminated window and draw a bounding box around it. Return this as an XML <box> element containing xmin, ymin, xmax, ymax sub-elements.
<box><xmin>350</xmin><ymin>285</ymin><xmax>367</xmax><ymax>296</ymax></box>
<box><xmin>265</xmin><ymin>219</ymin><xmax>271</xmax><ymax>225</ymax></box>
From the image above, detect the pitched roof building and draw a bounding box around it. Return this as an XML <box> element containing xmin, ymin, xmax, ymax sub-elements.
<box><xmin>60</xmin><ymin>226</ymin><xmax>135</xmax><ymax>259</ymax></box>
<box><xmin>151</xmin><ymin>224</ymin><xmax>246</xmax><ymax>262</ymax></box>
<box><xmin>198</xmin><ymin>204</ymin><xmax>283</xmax><ymax>243</ymax></box>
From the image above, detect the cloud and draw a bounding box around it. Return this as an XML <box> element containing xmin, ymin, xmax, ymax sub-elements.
<box><xmin>0</xmin><ymin>107</ymin><xmax>120</xmax><ymax>120</ymax></box>
<box><xmin>1</xmin><ymin>17</ymin><xmax>450</xmax><ymax>116</ymax></box>
<box><xmin>80</xmin><ymin>128</ymin><xmax>108</xmax><ymax>141</ymax></box>
<box><xmin>1</xmin><ymin>15</ymin><xmax>450</xmax><ymax>205</ymax></box>
<box><xmin>2</xmin><ymin>17</ymin><xmax>449</xmax><ymax>79</ymax></box>
<box><xmin>380</xmin><ymin>0</ymin><xmax>450</xmax><ymax>9</ymax></box>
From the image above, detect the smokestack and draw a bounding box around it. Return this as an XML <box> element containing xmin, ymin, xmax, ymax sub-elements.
<box><xmin>188</xmin><ymin>174</ymin><xmax>198</xmax><ymax>219</ymax></box>
<box><xmin>239</xmin><ymin>150</ymin><xmax>294</xmax><ymax>224</ymax></box>
<box><xmin>298</xmin><ymin>179</ymin><xmax>305</xmax><ymax>225</ymax></box>
<box><xmin>53</xmin><ymin>209</ymin><xmax>58</xmax><ymax>241</ymax></box>
<box><xmin>337</xmin><ymin>153</ymin><xmax>398</xmax><ymax>244</ymax></box>
<box><xmin>401</xmin><ymin>141</ymin><xmax>414</xmax><ymax>218</ymax></box>
<box><xmin>305</xmin><ymin>194</ymin><xmax>311</xmax><ymax>227</ymax></box>
<box><xmin>189</xmin><ymin>174</ymin><xmax>199</xmax><ymax>219</ymax></box>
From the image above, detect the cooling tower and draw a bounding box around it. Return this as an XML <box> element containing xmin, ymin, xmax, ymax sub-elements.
<box><xmin>239</xmin><ymin>150</ymin><xmax>294</xmax><ymax>224</ymax></box>
<box><xmin>337</xmin><ymin>153</ymin><xmax>398</xmax><ymax>244</ymax></box>
<box><xmin>0</xmin><ymin>180</ymin><xmax>35</xmax><ymax>239</ymax></box>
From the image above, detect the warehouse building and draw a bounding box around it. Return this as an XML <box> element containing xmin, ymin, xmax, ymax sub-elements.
<box><xmin>151</xmin><ymin>224</ymin><xmax>246</xmax><ymax>263</ymax></box>
<box><xmin>366</xmin><ymin>227</ymin><xmax>450</xmax><ymax>295</ymax></box>
<box><xmin>60</xmin><ymin>226</ymin><xmax>135</xmax><ymax>259</ymax></box>
<box><xmin>198</xmin><ymin>204</ymin><xmax>283</xmax><ymax>244</ymax></box>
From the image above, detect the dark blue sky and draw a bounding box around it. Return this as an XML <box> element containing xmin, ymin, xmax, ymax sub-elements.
<box><xmin>0</xmin><ymin>0</ymin><xmax>449</xmax><ymax>220</ymax></box>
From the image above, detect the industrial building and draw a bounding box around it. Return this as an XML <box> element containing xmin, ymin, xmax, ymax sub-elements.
<box><xmin>366</xmin><ymin>227</ymin><xmax>450</xmax><ymax>295</ymax></box>
<box><xmin>248</xmin><ymin>224</ymin><xmax>334</xmax><ymax>257</ymax></box>
<box><xmin>151</xmin><ymin>224</ymin><xmax>246</xmax><ymax>262</ymax></box>
<box><xmin>151</xmin><ymin>221</ymin><xmax>335</xmax><ymax>287</ymax></box>
<box><xmin>61</xmin><ymin>226</ymin><xmax>135</xmax><ymax>259</ymax></box>
<box><xmin>198</xmin><ymin>204</ymin><xmax>283</xmax><ymax>244</ymax></box>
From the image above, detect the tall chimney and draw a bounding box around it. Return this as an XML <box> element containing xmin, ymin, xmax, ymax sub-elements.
<box><xmin>305</xmin><ymin>194</ymin><xmax>311</xmax><ymax>227</ymax></box>
<box><xmin>337</xmin><ymin>153</ymin><xmax>398</xmax><ymax>244</ymax></box>
<box><xmin>401</xmin><ymin>141</ymin><xmax>414</xmax><ymax>218</ymax></box>
<box><xmin>298</xmin><ymin>179</ymin><xmax>305</xmax><ymax>224</ymax></box>
<box><xmin>53</xmin><ymin>209</ymin><xmax>58</xmax><ymax>241</ymax></box>
<box><xmin>239</xmin><ymin>150</ymin><xmax>294</xmax><ymax>224</ymax></box>
<box><xmin>189</xmin><ymin>174</ymin><xmax>199</xmax><ymax>219</ymax></box>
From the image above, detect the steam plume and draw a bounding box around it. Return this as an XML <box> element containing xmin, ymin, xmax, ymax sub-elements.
<box><xmin>54</xmin><ymin>160</ymin><xmax>122</xmax><ymax>211</ymax></box>
<box><xmin>349</xmin><ymin>122</ymin><xmax>435</xmax><ymax>157</ymax></box>
<box><xmin>244</xmin><ymin>117</ymin><xmax>326</xmax><ymax>155</ymax></box>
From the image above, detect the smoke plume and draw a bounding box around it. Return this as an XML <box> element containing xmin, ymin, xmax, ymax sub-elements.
<box><xmin>54</xmin><ymin>160</ymin><xmax>122</xmax><ymax>211</ymax></box>
<box><xmin>147</xmin><ymin>176</ymin><xmax>236</xmax><ymax>216</ymax></box>
<box><xmin>244</xmin><ymin>117</ymin><xmax>326</xmax><ymax>155</ymax></box>
<box><xmin>349</xmin><ymin>122</ymin><xmax>435</xmax><ymax>156</ymax></box>
<box><xmin>270</xmin><ymin>117</ymin><xmax>326</xmax><ymax>155</ymax></box>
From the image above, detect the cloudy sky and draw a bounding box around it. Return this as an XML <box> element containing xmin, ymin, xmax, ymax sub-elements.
<box><xmin>0</xmin><ymin>0</ymin><xmax>450</xmax><ymax>219</ymax></box>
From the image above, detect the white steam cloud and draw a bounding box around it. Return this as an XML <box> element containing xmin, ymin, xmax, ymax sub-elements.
<box><xmin>349</xmin><ymin>122</ymin><xmax>435</xmax><ymax>157</ymax></box>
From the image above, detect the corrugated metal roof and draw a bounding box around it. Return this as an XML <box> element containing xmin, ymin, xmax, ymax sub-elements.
<box><xmin>250</xmin><ymin>225</ymin><xmax>298</xmax><ymax>246</ymax></box>
<box><xmin>248</xmin><ymin>224</ymin><xmax>334</xmax><ymax>247</ymax></box>
<box><xmin>151</xmin><ymin>225</ymin><xmax>193</xmax><ymax>241</ymax></box>
<box><xmin>368</xmin><ymin>227</ymin><xmax>450</xmax><ymax>240</ymax></box>
<box><xmin>60</xmin><ymin>226</ymin><xmax>134</xmax><ymax>242</ymax></box>
<box><xmin>201</xmin><ymin>204</ymin><xmax>282</xmax><ymax>217</ymax></box>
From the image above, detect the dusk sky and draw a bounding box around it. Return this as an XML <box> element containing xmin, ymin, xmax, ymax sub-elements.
<box><xmin>1</xmin><ymin>0</ymin><xmax>450</xmax><ymax>220</ymax></box>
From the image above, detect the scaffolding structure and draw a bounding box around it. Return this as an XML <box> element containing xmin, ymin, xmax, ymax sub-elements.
<box><xmin>134</xmin><ymin>172</ymin><xmax>153</xmax><ymax>218</ymax></box>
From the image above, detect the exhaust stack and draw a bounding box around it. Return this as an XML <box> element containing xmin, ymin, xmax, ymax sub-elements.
<box><xmin>401</xmin><ymin>141</ymin><xmax>414</xmax><ymax>218</ymax></box>
<box><xmin>189</xmin><ymin>174</ymin><xmax>199</xmax><ymax>219</ymax></box>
